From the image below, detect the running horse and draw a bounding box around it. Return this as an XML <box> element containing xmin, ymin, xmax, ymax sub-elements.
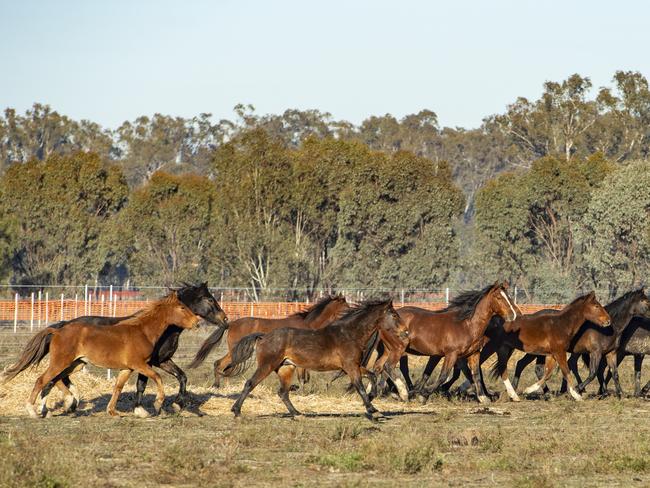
<box><xmin>189</xmin><ymin>295</ymin><xmax>350</xmax><ymax>387</ymax></box>
<box><xmin>398</xmin><ymin>282</ymin><xmax>518</xmax><ymax>403</ymax></box>
<box><xmin>4</xmin><ymin>291</ymin><xmax>202</xmax><ymax>418</ymax></box>
<box><xmin>2</xmin><ymin>283</ymin><xmax>227</xmax><ymax>415</ymax></box>
<box><xmin>487</xmin><ymin>292</ymin><xmax>611</xmax><ymax>401</ymax></box>
<box><xmin>227</xmin><ymin>300</ymin><xmax>408</xmax><ymax>421</ymax></box>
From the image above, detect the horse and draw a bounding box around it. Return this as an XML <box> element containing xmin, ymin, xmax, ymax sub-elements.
<box><xmin>5</xmin><ymin>291</ymin><xmax>202</xmax><ymax>418</ymax></box>
<box><xmin>3</xmin><ymin>283</ymin><xmax>227</xmax><ymax>415</ymax></box>
<box><xmin>188</xmin><ymin>295</ymin><xmax>350</xmax><ymax>388</ymax></box>
<box><xmin>487</xmin><ymin>291</ymin><xmax>611</xmax><ymax>401</ymax></box>
<box><xmin>510</xmin><ymin>289</ymin><xmax>650</xmax><ymax>398</ymax></box>
<box><xmin>227</xmin><ymin>300</ymin><xmax>408</xmax><ymax>421</ymax></box>
<box><xmin>397</xmin><ymin>282</ymin><xmax>518</xmax><ymax>404</ymax></box>
<box><xmin>602</xmin><ymin>314</ymin><xmax>650</xmax><ymax>397</ymax></box>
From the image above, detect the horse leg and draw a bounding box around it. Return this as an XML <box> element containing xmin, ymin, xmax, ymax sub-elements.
<box><xmin>413</xmin><ymin>356</ymin><xmax>439</xmax><ymax>392</ymax></box>
<box><xmin>495</xmin><ymin>346</ymin><xmax>519</xmax><ymax>402</ymax></box>
<box><xmin>634</xmin><ymin>355</ymin><xmax>644</xmax><ymax>397</ymax></box>
<box><xmin>440</xmin><ymin>362</ymin><xmax>463</xmax><ymax>394</ymax></box>
<box><xmin>605</xmin><ymin>351</ymin><xmax>624</xmax><ymax>399</ymax></box>
<box><xmin>27</xmin><ymin>361</ymin><xmax>74</xmax><ymax>418</ymax></box>
<box><xmin>276</xmin><ymin>365</ymin><xmax>301</xmax><ymax>417</ymax></box>
<box><xmin>419</xmin><ymin>354</ymin><xmax>457</xmax><ymax>404</ymax></box>
<box><xmin>212</xmin><ymin>352</ymin><xmax>232</xmax><ymax>389</ymax></box>
<box><xmin>576</xmin><ymin>352</ymin><xmax>600</xmax><ymax>394</ymax></box>
<box><xmin>133</xmin><ymin>364</ymin><xmax>166</xmax><ymax>415</ymax></box>
<box><xmin>345</xmin><ymin>365</ymin><xmax>380</xmax><ymax>421</ymax></box>
<box><xmin>562</xmin><ymin>353</ymin><xmax>581</xmax><ymax>394</ymax></box>
<box><xmin>554</xmin><ymin>353</ymin><xmax>582</xmax><ymax>401</ymax></box>
<box><xmin>296</xmin><ymin>368</ymin><xmax>310</xmax><ymax>390</ymax></box>
<box><xmin>513</xmin><ymin>354</ymin><xmax>537</xmax><ymax>391</ymax></box>
<box><xmin>156</xmin><ymin>359</ymin><xmax>187</xmax><ymax>411</ymax></box>
<box><xmin>231</xmin><ymin>362</ymin><xmax>276</xmax><ymax>417</ymax></box>
<box><xmin>399</xmin><ymin>355</ymin><xmax>416</xmax><ymax>396</ymax></box>
<box><xmin>133</xmin><ymin>374</ymin><xmax>150</xmax><ymax>418</ymax></box>
<box><xmin>467</xmin><ymin>353</ymin><xmax>489</xmax><ymax>403</ymax></box>
<box><xmin>106</xmin><ymin>369</ymin><xmax>133</xmax><ymax>417</ymax></box>
<box><xmin>523</xmin><ymin>356</ymin><xmax>557</xmax><ymax>397</ymax></box>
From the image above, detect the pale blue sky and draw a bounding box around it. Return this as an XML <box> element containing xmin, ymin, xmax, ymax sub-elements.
<box><xmin>1</xmin><ymin>0</ymin><xmax>648</xmax><ymax>129</ymax></box>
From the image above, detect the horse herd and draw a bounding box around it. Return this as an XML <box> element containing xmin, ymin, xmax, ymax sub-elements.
<box><xmin>4</xmin><ymin>282</ymin><xmax>650</xmax><ymax>421</ymax></box>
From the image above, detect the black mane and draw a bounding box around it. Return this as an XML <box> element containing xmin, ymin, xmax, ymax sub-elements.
<box><xmin>606</xmin><ymin>289</ymin><xmax>645</xmax><ymax>325</ymax></box>
<box><xmin>292</xmin><ymin>295</ymin><xmax>341</xmax><ymax>322</ymax></box>
<box><xmin>439</xmin><ymin>284</ymin><xmax>495</xmax><ymax>321</ymax></box>
<box><xmin>331</xmin><ymin>300</ymin><xmax>390</xmax><ymax>327</ymax></box>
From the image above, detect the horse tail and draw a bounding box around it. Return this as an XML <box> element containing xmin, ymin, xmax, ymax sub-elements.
<box><xmin>222</xmin><ymin>333</ymin><xmax>264</xmax><ymax>377</ymax></box>
<box><xmin>489</xmin><ymin>351</ymin><xmax>508</xmax><ymax>381</ymax></box>
<box><xmin>2</xmin><ymin>327</ymin><xmax>56</xmax><ymax>383</ymax></box>
<box><xmin>188</xmin><ymin>325</ymin><xmax>229</xmax><ymax>369</ymax></box>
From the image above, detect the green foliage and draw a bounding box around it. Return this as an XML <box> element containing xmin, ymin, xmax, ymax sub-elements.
<box><xmin>0</xmin><ymin>152</ymin><xmax>128</xmax><ymax>286</ymax></box>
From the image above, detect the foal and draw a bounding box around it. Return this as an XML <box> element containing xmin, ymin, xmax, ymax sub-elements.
<box><xmin>488</xmin><ymin>292</ymin><xmax>611</xmax><ymax>401</ymax></box>
<box><xmin>9</xmin><ymin>292</ymin><xmax>200</xmax><ymax>418</ymax></box>
<box><xmin>189</xmin><ymin>295</ymin><xmax>350</xmax><ymax>387</ymax></box>
<box><xmin>228</xmin><ymin>300</ymin><xmax>408</xmax><ymax>420</ymax></box>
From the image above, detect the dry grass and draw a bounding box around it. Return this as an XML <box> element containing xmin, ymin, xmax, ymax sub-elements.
<box><xmin>1</xmin><ymin>330</ymin><xmax>650</xmax><ymax>487</ymax></box>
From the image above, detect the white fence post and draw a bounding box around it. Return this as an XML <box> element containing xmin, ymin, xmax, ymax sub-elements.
<box><xmin>13</xmin><ymin>293</ymin><xmax>18</xmax><ymax>333</ymax></box>
<box><xmin>84</xmin><ymin>284</ymin><xmax>88</xmax><ymax>315</ymax></box>
<box><xmin>88</xmin><ymin>293</ymin><xmax>92</xmax><ymax>316</ymax></box>
<box><xmin>45</xmin><ymin>292</ymin><xmax>49</xmax><ymax>325</ymax></box>
<box><xmin>38</xmin><ymin>290</ymin><xmax>42</xmax><ymax>326</ymax></box>
<box><xmin>60</xmin><ymin>293</ymin><xmax>64</xmax><ymax>321</ymax></box>
<box><xmin>514</xmin><ymin>285</ymin><xmax>518</xmax><ymax>305</ymax></box>
<box><xmin>101</xmin><ymin>294</ymin><xmax>105</xmax><ymax>316</ymax></box>
<box><xmin>401</xmin><ymin>289</ymin><xmax>405</xmax><ymax>305</ymax></box>
<box><xmin>445</xmin><ymin>287</ymin><xmax>450</xmax><ymax>304</ymax></box>
<box><xmin>107</xmin><ymin>369</ymin><xmax>111</xmax><ymax>380</ymax></box>
<box><xmin>30</xmin><ymin>292</ymin><xmax>35</xmax><ymax>331</ymax></box>
<box><xmin>74</xmin><ymin>293</ymin><xmax>78</xmax><ymax>317</ymax></box>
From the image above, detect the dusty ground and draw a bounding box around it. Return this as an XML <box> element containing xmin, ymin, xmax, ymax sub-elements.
<box><xmin>0</xmin><ymin>326</ymin><xmax>649</xmax><ymax>487</ymax></box>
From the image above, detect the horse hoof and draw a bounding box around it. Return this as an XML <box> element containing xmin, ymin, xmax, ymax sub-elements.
<box><xmin>107</xmin><ymin>409</ymin><xmax>119</xmax><ymax>417</ymax></box>
<box><xmin>417</xmin><ymin>394</ymin><xmax>428</xmax><ymax>405</ymax></box>
<box><xmin>134</xmin><ymin>406</ymin><xmax>149</xmax><ymax>418</ymax></box>
<box><xmin>171</xmin><ymin>402</ymin><xmax>182</xmax><ymax>413</ymax></box>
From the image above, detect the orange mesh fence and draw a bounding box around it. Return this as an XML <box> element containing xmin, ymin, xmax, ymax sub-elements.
<box><xmin>0</xmin><ymin>299</ymin><xmax>562</xmax><ymax>325</ymax></box>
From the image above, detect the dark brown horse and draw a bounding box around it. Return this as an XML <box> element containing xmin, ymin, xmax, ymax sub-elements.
<box><xmin>603</xmin><ymin>313</ymin><xmax>650</xmax><ymax>397</ymax></box>
<box><xmin>488</xmin><ymin>292</ymin><xmax>611</xmax><ymax>401</ymax></box>
<box><xmin>5</xmin><ymin>291</ymin><xmax>201</xmax><ymax>418</ymax></box>
<box><xmin>511</xmin><ymin>289</ymin><xmax>650</xmax><ymax>398</ymax></box>
<box><xmin>398</xmin><ymin>282</ymin><xmax>518</xmax><ymax>404</ymax></box>
<box><xmin>228</xmin><ymin>300</ymin><xmax>408</xmax><ymax>421</ymax></box>
<box><xmin>189</xmin><ymin>295</ymin><xmax>350</xmax><ymax>387</ymax></box>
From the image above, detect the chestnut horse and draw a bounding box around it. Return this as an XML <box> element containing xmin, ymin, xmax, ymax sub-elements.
<box><xmin>3</xmin><ymin>283</ymin><xmax>226</xmax><ymax>415</ymax></box>
<box><xmin>6</xmin><ymin>291</ymin><xmax>201</xmax><ymax>418</ymax></box>
<box><xmin>398</xmin><ymin>282</ymin><xmax>518</xmax><ymax>404</ymax></box>
<box><xmin>189</xmin><ymin>295</ymin><xmax>350</xmax><ymax>387</ymax></box>
<box><xmin>511</xmin><ymin>289</ymin><xmax>650</xmax><ymax>398</ymax></box>
<box><xmin>488</xmin><ymin>292</ymin><xmax>611</xmax><ymax>401</ymax></box>
<box><xmin>228</xmin><ymin>300</ymin><xmax>408</xmax><ymax>421</ymax></box>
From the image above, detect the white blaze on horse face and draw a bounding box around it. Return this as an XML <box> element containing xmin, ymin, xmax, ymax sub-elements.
<box><xmin>500</xmin><ymin>290</ymin><xmax>518</xmax><ymax>320</ymax></box>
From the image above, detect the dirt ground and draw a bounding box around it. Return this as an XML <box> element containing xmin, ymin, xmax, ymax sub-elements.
<box><xmin>0</xmin><ymin>327</ymin><xmax>649</xmax><ymax>487</ymax></box>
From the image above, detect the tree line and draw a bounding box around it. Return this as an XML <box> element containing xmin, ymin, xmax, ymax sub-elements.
<box><xmin>0</xmin><ymin>71</ymin><xmax>649</xmax><ymax>301</ymax></box>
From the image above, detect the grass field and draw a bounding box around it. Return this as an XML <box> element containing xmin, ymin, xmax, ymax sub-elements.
<box><xmin>0</xmin><ymin>327</ymin><xmax>649</xmax><ymax>487</ymax></box>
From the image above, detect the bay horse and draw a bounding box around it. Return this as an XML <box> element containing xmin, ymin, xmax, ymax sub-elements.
<box><xmin>3</xmin><ymin>283</ymin><xmax>227</xmax><ymax>415</ymax></box>
<box><xmin>6</xmin><ymin>291</ymin><xmax>201</xmax><ymax>418</ymax></box>
<box><xmin>487</xmin><ymin>292</ymin><xmax>611</xmax><ymax>401</ymax></box>
<box><xmin>398</xmin><ymin>282</ymin><xmax>518</xmax><ymax>404</ymax></box>
<box><xmin>189</xmin><ymin>295</ymin><xmax>350</xmax><ymax>387</ymax></box>
<box><xmin>511</xmin><ymin>289</ymin><xmax>650</xmax><ymax>398</ymax></box>
<box><xmin>228</xmin><ymin>300</ymin><xmax>408</xmax><ymax>421</ymax></box>
<box><xmin>602</xmin><ymin>314</ymin><xmax>650</xmax><ymax>397</ymax></box>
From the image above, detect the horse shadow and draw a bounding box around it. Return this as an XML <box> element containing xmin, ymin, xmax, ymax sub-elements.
<box><xmin>257</xmin><ymin>409</ymin><xmax>430</xmax><ymax>422</ymax></box>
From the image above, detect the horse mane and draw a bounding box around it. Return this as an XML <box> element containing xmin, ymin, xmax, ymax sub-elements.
<box><xmin>565</xmin><ymin>292</ymin><xmax>592</xmax><ymax>308</ymax></box>
<box><xmin>119</xmin><ymin>291</ymin><xmax>183</xmax><ymax>325</ymax></box>
<box><xmin>292</xmin><ymin>295</ymin><xmax>341</xmax><ymax>322</ymax></box>
<box><xmin>330</xmin><ymin>300</ymin><xmax>390</xmax><ymax>328</ymax></box>
<box><xmin>437</xmin><ymin>284</ymin><xmax>495</xmax><ymax>321</ymax></box>
<box><xmin>606</xmin><ymin>289</ymin><xmax>644</xmax><ymax>324</ymax></box>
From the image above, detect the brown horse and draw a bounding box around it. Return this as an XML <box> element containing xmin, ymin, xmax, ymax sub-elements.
<box><xmin>189</xmin><ymin>295</ymin><xmax>350</xmax><ymax>387</ymax></box>
<box><xmin>488</xmin><ymin>291</ymin><xmax>611</xmax><ymax>401</ymax></box>
<box><xmin>6</xmin><ymin>291</ymin><xmax>201</xmax><ymax>418</ymax></box>
<box><xmin>398</xmin><ymin>282</ymin><xmax>518</xmax><ymax>404</ymax></box>
<box><xmin>228</xmin><ymin>300</ymin><xmax>408</xmax><ymax>421</ymax></box>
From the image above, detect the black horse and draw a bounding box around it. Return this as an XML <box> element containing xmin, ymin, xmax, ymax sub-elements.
<box><xmin>30</xmin><ymin>283</ymin><xmax>227</xmax><ymax>414</ymax></box>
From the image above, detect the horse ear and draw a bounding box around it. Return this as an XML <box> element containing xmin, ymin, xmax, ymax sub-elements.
<box><xmin>502</xmin><ymin>281</ymin><xmax>509</xmax><ymax>290</ymax></box>
<box><xmin>202</xmin><ymin>281</ymin><xmax>208</xmax><ymax>288</ymax></box>
<box><xmin>588</xmin><ymin>291</ymin><xmax>596</xmax><ymax>300</ymax></box>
